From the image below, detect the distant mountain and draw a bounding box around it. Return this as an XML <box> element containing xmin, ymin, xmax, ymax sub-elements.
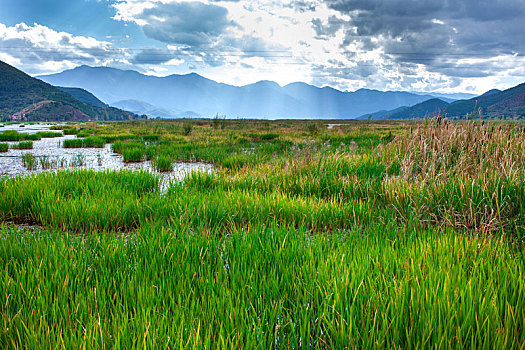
<box><xmin>111</xmin><ymin>99</ymin><xmax>177</xmax><ymax>118</ymax></box>
<box><xmin>57</xmin><ymin>86</ymin><xmax>107</xmax><ymax>108</ymax></box>
<box><xmin>412</xmin><ymin>91</ymin><xmax>476</xmax><ymax>101</ymax></box>
<box><xmin>0</xmin><ymin>60</ymin><xmax>138</xmax><ymax>122</ymax></box>
<box><xmin>38</xmin><ymin>65</ymin><xmax>449</xmax><ymax>119</ymax></box>
<box><xmin>361</xmin><ymin>83</ymin><xmax>525</xmax><ymax>119</ymax></box>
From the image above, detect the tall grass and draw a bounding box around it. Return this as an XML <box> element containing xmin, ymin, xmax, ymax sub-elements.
<box><xmin>0</xmin><ymin>142</ymin><xmax>7</xmax><ymax>152</ymax></box>
<box><xmin>0</xmin><ymin>130</ymin><xmax>39</xmax><ymax>141</ymax></box>
<box><xmin>21</xmin><ymin>153</ymin><xmax>37</xmax><ymax>170</ymax></box>
<box><xmin>12</xmin><ymin>141</ymin><xmax>33</xmax><ymax>149</ymax></box>
<box><xmin>151</xmin><ymin>155</ymin><xmax>173</xmax><ymax>172</ymax></box>
<box><xmin>63</xmin><ymin>136</ymin><xmax>105</xmax><ymax>148</ymax></box>
<box><xmin>1</xmin><ymin>223</ymin><xmax>524</xmax><ymax>348</ymax></box>
<box><xmin>1</xmin><ymin>119</ymin><xmax>524</xmax><ymax>348</ymax></box>
<box><xmin>381</xmin><ymin>119</ymin><xmax>525</xmax><ymax>233</ymax></box>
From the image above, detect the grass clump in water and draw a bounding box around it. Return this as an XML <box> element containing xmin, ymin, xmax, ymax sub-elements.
<box><xmin>0</xmin><ymin>130</ymin><xmax>39</xmax><ymax>141</ymax></box>
<box><xmin>63</xmin><ymin>136</ymin><xmax>105</xmax><ymax>148</ymax></box>
<box><xmin>152</xmin><ymin>154</ymin><xmax>173</xmax><ymax>172</ymax></box>
<box><xmin>21</xmin><ymin>153</ymin><xmax>37</xmax><ymax>170</ymax></box>
<box><xmin>12</xmin><ymin>141</ymin><xmax>33</xmax><ymax>149</ymax></box>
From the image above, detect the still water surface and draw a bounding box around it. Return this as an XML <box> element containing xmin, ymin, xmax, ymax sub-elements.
<box><xmin>0</xmin><ymin>123</ymin><xmax>213</xmax><ymax>182</ymax></box>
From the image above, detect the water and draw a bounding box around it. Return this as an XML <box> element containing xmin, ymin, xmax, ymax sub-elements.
<box><xmin>326</xmin><ymin>123</ymin><xmax>344</xmax><ymax>130</ymax></box>
<box><xmin>0</xmin><ymin>123</ymin><xmax>214</xmax><ymax>182</ymax></box>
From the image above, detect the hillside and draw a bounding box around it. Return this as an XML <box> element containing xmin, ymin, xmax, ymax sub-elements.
<box><xmin>0</xmin><ymin>60</ymin><xmax>137</xmax><ymax>122</ymax></box>
<box><xmin>386</xmin><ymin>99</ymin><xmax>449</xmax><ymax>119</ymax></box>
<box><xmin>362</xmin><ymin>84</ymin><xmax>525</xmax><ymax>119</ymax></box>
<box><xmin>57</xmin><ymin>86</ymin><xmax>107</xmax><ymax>108</ymax></box>
<box><xmin>38</xmin><ymin>65</ymin><xmax>446</xmax><ymax>119</ymax></box>
<box><xmin>445</xmin><ymin>83</ymin><xmax>525</xmax><ymax>118</ymax></box>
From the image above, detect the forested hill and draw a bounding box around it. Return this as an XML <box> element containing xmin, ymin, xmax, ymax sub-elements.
<box><xmin>0</xmin><ymin>60</ymin><xmax>137</xmax><ymax>122</ymax></box>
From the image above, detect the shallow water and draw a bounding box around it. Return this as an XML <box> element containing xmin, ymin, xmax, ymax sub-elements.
<box><xmin>0</xmin><ymin>124</ymin><xmax>213</xmax><ymax>182</ymax></box>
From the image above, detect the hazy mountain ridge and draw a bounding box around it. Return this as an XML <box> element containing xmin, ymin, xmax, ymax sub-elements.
<box><xmin>0</xmin><ymin>60</ymin><xmax>138</xmax><ymax>122</ymax></box>
<box><xmin>38</xmin><ymin>65</ymin><xmax>450</xmax><ymax>119</ymax></box>
<box><xmin>362</xmin><ymin>83</ymin><xmax>525</xmax><ymax>119</ymax></box>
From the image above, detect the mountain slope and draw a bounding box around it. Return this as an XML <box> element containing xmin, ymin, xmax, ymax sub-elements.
<box><xmin>445</xmin><ymin>82</ymin><xmax>525</xmax><ymax>118</ymax></box>
<box><xmin>39</xmin><ymin>65</ymin><xmax>444</xmax><ymax>119</ymax></box>
<box><xmin>387</xmin><ymin>99</ymin><xmax>449</xmax><ymax>119</ymax></box>
<box><xmin>111</xmin><ymin>99</ymin><xmax>177</xmax><ymax>118</ymax></box>
<box><xmin>57</xmin><ymin>86</ymin><xmax>107</xmax><ymax>108</ymax></box>
<box><xmin>0</xmin><ymin>61</ymin><xmax>137</xmax><ymax>122</ymax></box>
<box><xmin>361</xmin><ymin>83</ymin><xmax>525</xmax><ymax>119</ymax></box>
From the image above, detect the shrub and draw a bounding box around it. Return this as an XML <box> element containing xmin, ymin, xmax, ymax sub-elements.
<box><xmin>260</xmin><ymin>133</ymin><xmax>279</xmax><ymax>141</ymax></box>
<box><xmin>0</xmin><ymin>143</ymin><xmax>8</xmax><ymax>152</ymax></box>
<box><xmin>183</xmin><ymin>122</ymin><xmax>193</xmax><ymax>136</ymax></box>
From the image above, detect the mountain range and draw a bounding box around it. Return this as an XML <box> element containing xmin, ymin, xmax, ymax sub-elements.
<box><xmin>0</xmin><ymin>60</ymin><xmax>137</xmax><ymax>122</ymax></box>
<box><xmin>361</xmin><ymin>83</ymin><xmax>525</xmax><ymax>119</ymax></box>
<box><xmin>38</xmin><ymin>65</ymin><xmax>465</xmax><ymax>119</ymax></box>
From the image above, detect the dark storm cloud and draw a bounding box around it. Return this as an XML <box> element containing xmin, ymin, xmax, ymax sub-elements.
<box><xmin>312</xmin><ymin>16</ymin><xmax>346</xmax><ymax>40</ymax></box>
<box><xmin>138</xmin><ymin>2</ymin><xmax>236</xmax><ymax>47</ymax></box>
<box><xmin>319</xmin><ymin>0</ymin><xmax>525</xmax><ymax>77</ymax></box>
<box><xmin>131</xmin><ymin>47</ymin><xmax>175</xmax><ymax>64</ymax></box>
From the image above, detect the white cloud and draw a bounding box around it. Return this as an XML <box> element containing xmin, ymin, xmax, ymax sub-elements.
<box><xmin>1</xmin><ymin>0</ymin><xmax>524</xmax><ymax>94</ymax></box>
<box><xmin>0</xmin><ymin>22</ymin><xmax>125</xmax><ymax>75</ymax></box>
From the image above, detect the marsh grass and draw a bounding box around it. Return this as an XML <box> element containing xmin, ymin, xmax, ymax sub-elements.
<box><xmin>1</xmin><ymin>223</ymin><xmax>524</xmax><ymax>348</ymax></box>
<box><xmin>1</xmin><ymin>119</ymin><xmax>524</xmax><ymax>348</ymax></box>
<box><xmin>0</xmin><ymin>142</ymin><xmax>7</xmax><ymax>152</ymax></box>
<box><xmin>21</xmin><ymin>153</ymin><xmax>37</xmax><ymax>170</ymax></box>
<box><xmin>63</xmin><ymin>136</ymin><xmax>105</xmax><ymax>148</ymax></box>
<box><xmin>151</xmin><ymin>154</ymin><xmax>173</xmax><ymax>172</ymax></box>
<box><xmin>0</xmin><ymin>130</ymin><xmax>39</xmax><ymax>141</ymax></box>
<box><xmin>12</xmin><ymin>141</ymin><xmax>33</xmax><ymax>149</ymax></box>
<box><xmin>381</xmin><ymin>119</ymin><xmax>525</xmax><ymax>233</ymax></box>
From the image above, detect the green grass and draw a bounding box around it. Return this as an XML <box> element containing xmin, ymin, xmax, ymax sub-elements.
<box><xmin>21</xmin><ymin>153</ymin><xmax>37</xmax><ymax>170</ymax></box>
<box><xmin>1</xmin><ymin>223</ymin><xmax>523</xmax><ymax>348</ymax></box>
<box><xmin>0</xmin><ymin>142</ymin><xmax>7</xmax><ymax>152</ymax></box>
<box><xmin>63</xmin><ymin>136</ymin><xmax>105</xmax><ymax>148</ymax></box>
<box><xmin>35</xmin><ymin>131</ymin><xmax>62</xmax><ymax>138</ymax></box>
<box><xmin>0</xmin><ymin>130</ymin><xmax>39</xmax><ymax>141</ymax></box>
<box><xmin>151</xmin><ymin>154</ymin><xmax>173</xmax><ymax>172</ymax></box>
<box><xmin>0</xmin><ymin>119</ymin><xmax>524</xmax><ymax>347</ymax></box>
<box><xmin>12</xmin><ymin>141</ymin><xmax>33</xmax><ymax>149</ymax></box>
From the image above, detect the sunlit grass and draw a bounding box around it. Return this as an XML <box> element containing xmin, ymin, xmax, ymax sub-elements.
<box><xmin>0</xmin><ymin>118</ymin><xmax>524</xmax><ymax>347</ymax></box>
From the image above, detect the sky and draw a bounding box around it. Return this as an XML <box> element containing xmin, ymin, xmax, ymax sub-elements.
<box><xmin>0</xmin><ymin>0</ymin><xmax>524</xmax><ymax>94</ymax></box>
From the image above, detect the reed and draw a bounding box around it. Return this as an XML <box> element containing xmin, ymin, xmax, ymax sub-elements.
<box><xmin>21</xmin><ymin>153</ymin><xmax>37</xmax><ymax>170</ymax></box>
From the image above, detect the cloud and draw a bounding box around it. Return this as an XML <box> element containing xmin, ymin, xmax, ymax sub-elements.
<box><xmin>131</xmin><ymin>47</ymin><xmax>176</xmax><ymax>64</ymax></box>
<box><xmin>0</xmin><ymin>22</ymin><xmax>125</xmax><ymax>74</ymax></box>
<box><xmin>114</xmin><ymin>1</ymin><xmax>236</xmax><ymax>47</ymax></box>
<box><xmin>2</xmin><ymin>0</ymin><xmax>525</xmax><ymax>94</ymax></box>
<box><xmin>320</xmin><ymin>0</ymin><xmax>525</xmax><ymax>79</ymax></box>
